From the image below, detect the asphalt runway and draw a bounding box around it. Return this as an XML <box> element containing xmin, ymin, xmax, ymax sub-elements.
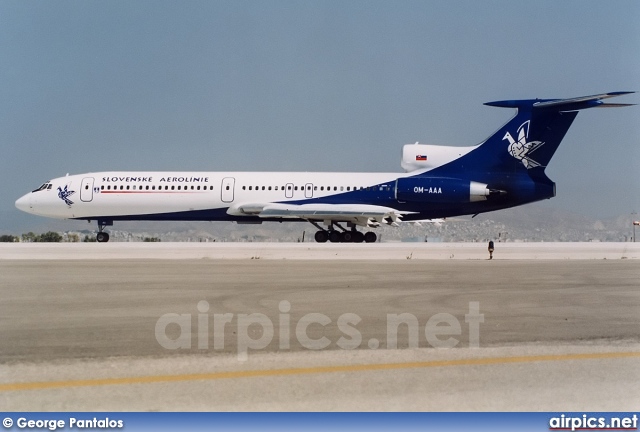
<box><xmin>1</xmin><ymin>251</ymin><xmax>639</xmax><ymax>410</ymax></box>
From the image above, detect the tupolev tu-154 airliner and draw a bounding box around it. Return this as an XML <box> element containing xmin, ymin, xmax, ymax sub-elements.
<box><xmin>15</xmin><ymin>92</ymin><xmax>635</xmax><ymax>243</ymax></box>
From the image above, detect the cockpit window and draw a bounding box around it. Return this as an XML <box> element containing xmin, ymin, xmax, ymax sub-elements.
<box><xmin>32</xmin><ymin>183</ymin><xmax>50</xmax><ymax>193</ymax></box>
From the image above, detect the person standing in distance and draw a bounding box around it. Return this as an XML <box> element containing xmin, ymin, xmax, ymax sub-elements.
<box><xmin>488</xmin><ymin>240</ymin><xmax>495</xmax><ymax>260</ymax></box>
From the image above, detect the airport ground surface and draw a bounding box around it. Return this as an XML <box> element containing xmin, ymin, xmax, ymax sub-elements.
<box><xmin>0</xmin><ymin>243</ymin><xmax>639</xmax><ymax>411</ymax></box>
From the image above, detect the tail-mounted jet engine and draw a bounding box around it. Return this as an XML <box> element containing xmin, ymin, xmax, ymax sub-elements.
<box><xmin>395</xmin><ymin>177</ymin><xmax>506</xmax><ymax>203</ymax></box>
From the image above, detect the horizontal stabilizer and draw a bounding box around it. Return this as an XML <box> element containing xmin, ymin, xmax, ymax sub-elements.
<box><xmin>592</xmin><ymin>103</ymin><xmax>636</xmax><ymax>108</ymax></box>
<box><xmin>485</xmin><ymin>91</ymin><xmax>635</xmax><ymax>111</ymax></box>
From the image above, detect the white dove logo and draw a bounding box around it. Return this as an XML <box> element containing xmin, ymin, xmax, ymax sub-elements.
<box><xmin>503</xmin><ymin>120</ymin><xmax>545</xmax><ymax>169</ymax></box>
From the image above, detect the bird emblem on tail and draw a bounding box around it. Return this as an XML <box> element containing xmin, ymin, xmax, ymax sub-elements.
<box><xmin>503</xmin><ymin>120</ymin><xmax>545</xmax><ymax>169</ymax></box>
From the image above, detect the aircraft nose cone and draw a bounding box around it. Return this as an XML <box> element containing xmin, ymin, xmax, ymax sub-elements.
<box><xmin>15</xmin><ymin>194</ymin><xmax>32</xmax><ymax>213</ymax></box>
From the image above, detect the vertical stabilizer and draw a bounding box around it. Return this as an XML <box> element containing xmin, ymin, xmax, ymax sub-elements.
<box><xmin>478</xmin><ymin>92</ymin><xmax>635</xmax><ymax>174</ymax></box>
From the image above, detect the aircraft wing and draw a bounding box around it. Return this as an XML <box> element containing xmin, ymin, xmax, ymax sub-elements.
<box><xmin>227</xmin><ymin>202</ymin><xmax>409</xmax><ymax>227</ymax></box>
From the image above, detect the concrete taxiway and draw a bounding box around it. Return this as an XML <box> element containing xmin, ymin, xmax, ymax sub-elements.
<box><xmin>1</xmin><ymin>241</ymin><xmax>639</xmax><ymax>260</ymax></box>
<box><xmin>0</xmin><ymin>244</ymin><xmax>638</xmax><ymax>410</ymax></box>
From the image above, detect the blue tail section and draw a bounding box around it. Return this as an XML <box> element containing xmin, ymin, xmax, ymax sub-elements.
<box><xmin>419</xmin><ymin>92</ymin><xmax>634</xmax><ymax>215</ymax></box>
<box><xmin>481</xmin><ymin>92</ymin><xmax>635</xmax><ymax>173</ymax></box>
<box><xmin>431</xmin><ymin>92</ymin><xmax>634</xmax><ymax>177</ymax></box>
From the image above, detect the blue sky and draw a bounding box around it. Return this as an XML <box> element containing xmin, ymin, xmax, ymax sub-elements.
<box><xmin>1</xmin><ymin>1</ymin><xmax>639</xmax><ymax>232</ymax></box>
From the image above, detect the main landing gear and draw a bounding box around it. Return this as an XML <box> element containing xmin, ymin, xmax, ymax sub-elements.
<box><xmin>94</xmin><ymin>220</ymin><xmax>113</xmax><ymax>243</ymax></box>
<box><xmin>311</xmin><ymin>222</ymin><xmax>377</xmax><ymax>243</ymax></box>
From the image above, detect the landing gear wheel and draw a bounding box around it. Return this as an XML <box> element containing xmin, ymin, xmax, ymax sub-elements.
<box><xmin>314</xmin><ymin>230</ymin><xmax>329</xmax><ymax>243</ymax></box>
<box><xmin>328</xmin><ymin>231</ymin><xmax>341</xmax><ymax>243</ymax></box>
<box><xmin>340</xmin><ymin>231</ymin><xmax>354</xmax><ymax>243</ymax></box>
<box><xmin>364</xmin><ymin>231</ymin><xmax>377</xmax><ymax>243</ymax></box>
<box><xmin>96</xmin><ymin>220</ymin><xmax>113</xmax><ymax>243</ymax></box>
<box><xmin>96</xmin><ymin>232</ymin><xmax>110</xmax><ymax>243</ymax></box>
<box><xmin>353</xmin><ymin>231</ymin><xmax>365</xmax><ymax>243</ymax></box>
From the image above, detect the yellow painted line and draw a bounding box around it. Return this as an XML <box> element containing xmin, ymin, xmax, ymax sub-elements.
<box><xmin>1</xmin><ymin>351</ymin><xmax>638</xmax><ymax>392</ymax></box>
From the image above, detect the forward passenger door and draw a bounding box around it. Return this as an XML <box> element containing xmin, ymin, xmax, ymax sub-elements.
<box><xmin>221</xmin><ymin>177</ymin><xmax>235</xmax><ymax>203</ymax></box>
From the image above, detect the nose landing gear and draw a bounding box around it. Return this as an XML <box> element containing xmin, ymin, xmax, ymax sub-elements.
<box><xmin>96</xmin><ymin>232</ymin><xmax>110</xmax><ymax>243</ymax></box>
<box><xmin>95</xmin><ymin>220</ymin><xmax>113</xmax><ymax>243</ymax></box>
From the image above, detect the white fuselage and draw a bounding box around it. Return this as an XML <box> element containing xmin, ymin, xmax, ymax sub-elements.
<box><xmin>16</xmin><ymin>171</ymin><xmax>408</xmax><ymax>220</ymax></box>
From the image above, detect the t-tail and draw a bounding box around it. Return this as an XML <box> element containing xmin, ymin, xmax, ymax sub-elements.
<box><xmin>412</xmin><ymin>91</ymin><xmax>635</xmax><ymax>214</ymax></box>
<box><xmin>479</xmin><ymin>91</ymin><xmax>635</xmax><ymax>174</ymax></box>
